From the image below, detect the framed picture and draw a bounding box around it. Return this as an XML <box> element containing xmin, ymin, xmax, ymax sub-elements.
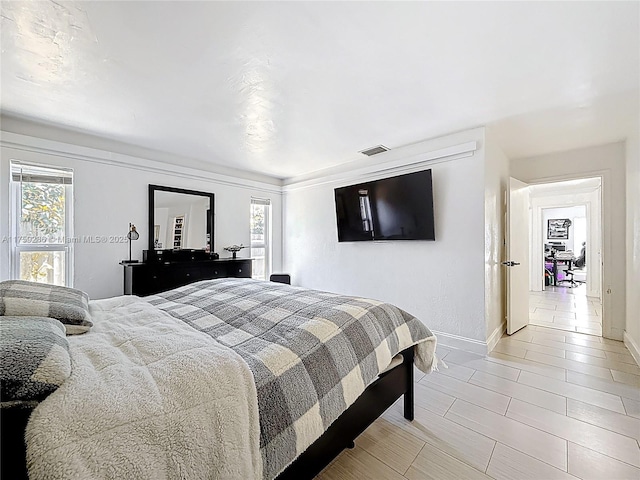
<box><xmin>548</xmin><ymin>218</ymin><xmax>571</xmax><ymax>239</ymax></box>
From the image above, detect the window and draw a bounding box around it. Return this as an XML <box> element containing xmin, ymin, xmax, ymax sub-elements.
<box><xmin>250</xmin><ymin>198</ymin><xmax>271</xmax><ymax>280</ymax></box>
<box><xmin>10</xmin><ymin>162</ymin><xmax>73</xmax><ymax>286</ymax></box>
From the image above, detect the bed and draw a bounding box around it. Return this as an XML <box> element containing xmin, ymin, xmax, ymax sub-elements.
<box><xmin>0</xmin><ymin>278</ymin><xmax>437</xmax><ymax>480</ymax></box>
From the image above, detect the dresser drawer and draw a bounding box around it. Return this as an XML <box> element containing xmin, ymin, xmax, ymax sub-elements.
<box><xmin>123</xmin><ymin>259</ymin><xmax>252</xmax><ymax>295</ymax></box>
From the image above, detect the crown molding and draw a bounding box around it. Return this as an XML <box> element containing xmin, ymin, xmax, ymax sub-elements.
<box><xmin>0</xmin><ymin>131</ymin><xmax>283</xmax><ymax>194</ymax></box>
<box><xmin>282</xmin><ymin>140</ymin><xmax>479</xmax><ymax>192</ymax></box>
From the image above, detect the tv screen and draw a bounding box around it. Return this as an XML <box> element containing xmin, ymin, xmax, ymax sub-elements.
<box><xmin>334</xmin><ymin>169</ymin><xmax>435</xmax><ymax>242</ymax></box>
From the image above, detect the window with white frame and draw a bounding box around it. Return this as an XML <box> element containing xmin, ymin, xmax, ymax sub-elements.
<box><xmin>250</xmin><ymin>198</ymin><xmax>271</xmax><ymax>280</ymax></box>
<box><xmin>10</xmin><ymin>162</ymin><xmax>74</xmax><ymax>286</ymax></box>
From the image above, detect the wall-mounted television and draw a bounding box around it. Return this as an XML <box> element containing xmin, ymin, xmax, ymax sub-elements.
<box><xmin>334</xmin><ymin>169</ymin><xmax>435</xmax><ymax>242</ymax></box>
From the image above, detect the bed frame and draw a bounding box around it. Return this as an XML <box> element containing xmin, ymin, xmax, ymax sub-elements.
<box><xmin>1</xmin><ymin>348</ymin><xmax>415</xmax><ymax>480</ymax></box>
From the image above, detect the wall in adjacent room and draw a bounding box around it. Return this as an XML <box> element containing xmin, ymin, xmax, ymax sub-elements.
<box><xmin>511</xmin><ymin>142</ymin><xmax>626</xmax><ymax>340</ymax></box>
<box><xmin>283</xmin><ymin>128</ymin><xmax>489</xmax><ymax>349</ymax></box>
<box><xmin>0</xmin><ymin>131</ymin><xmax>283</xmax><ymax>300</ymax></box>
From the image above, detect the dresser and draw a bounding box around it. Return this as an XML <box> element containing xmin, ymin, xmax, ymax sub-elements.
<box><xmin>122</xmin><ymin>258</ymin><xmax>252</xmax><ymax>296</ymax></box>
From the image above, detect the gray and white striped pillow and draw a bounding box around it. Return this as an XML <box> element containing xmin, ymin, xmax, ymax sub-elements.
<box><xmin>0</xmin><ymin>280</ymin><xmax>93</xmax><ymax>334</ymax></box>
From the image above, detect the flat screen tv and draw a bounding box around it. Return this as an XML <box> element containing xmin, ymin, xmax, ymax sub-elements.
<box><xmin>334</xmin><ymin>169</ymin><xmax>435</xmax><ymax>242</ymax></box>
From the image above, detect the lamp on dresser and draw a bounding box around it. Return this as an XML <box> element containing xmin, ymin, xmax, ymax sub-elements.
<box><xmin>122</xmin><ymin>223</ymin><xmax>139</xmax><ymax>264</ymax></box>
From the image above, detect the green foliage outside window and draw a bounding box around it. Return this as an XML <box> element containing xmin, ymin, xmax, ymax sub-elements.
<box><xmin>251</xmin><ymin>204</ymin><xmax>265</xmax><ymax>236</ymax></box>
<box><xmin>21</xmin><ymin>182</ymin><xmax>65</xmax><ymax>240</ymax></box>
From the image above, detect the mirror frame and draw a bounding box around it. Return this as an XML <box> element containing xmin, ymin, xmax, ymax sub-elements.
<box><xmin>148</xmin><ymin>184</ymin><xmax>215</xmax><ymax>252</ymax></box>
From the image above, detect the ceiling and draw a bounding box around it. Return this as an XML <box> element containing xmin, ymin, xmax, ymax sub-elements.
<box><xmin>1</xmin><ymin>1</ymin><xmax>638</xmax><ymax>180</ymax></box>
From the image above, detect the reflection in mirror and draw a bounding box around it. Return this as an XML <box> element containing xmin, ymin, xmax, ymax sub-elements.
<box><xmin>153</xmin><ymin>190</ymin><xmax>211</xmax><ymax>250</ymax></box>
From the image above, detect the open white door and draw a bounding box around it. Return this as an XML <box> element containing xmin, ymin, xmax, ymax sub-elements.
<box><xmin>505</xmin><ymin>177</ymin><xmax>530</xmax><ymax>335</ymax></box>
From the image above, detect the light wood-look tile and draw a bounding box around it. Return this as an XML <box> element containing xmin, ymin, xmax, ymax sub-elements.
<box><xmin>605</xmin><ymin>350</ymin><xmax>640</xmax><ymax>365</ymax></box>
<box><xmin>316</xmin><ymin>445</ymin><xmax>406</xmax><ymax>480</ymax></box>
<box><xmin>506</xmin><ymin>399</ymin><xmax>640</xmax><ymax>467</ymax></box>
<box><xmin>404</xmin><ymin>441</ymin><xmax>492</xmax><ymax>480</ymax></box>
<box><xmin>566</xmin><ymin>336</ymin><xmax>631</xmax><ymax>354</ymax></box>
<box><xmin>531</xmin><ymin>331</ymin><xmax>568</xmax><ymax>343</ymax></box>
<box><xmin>502</xmin><ymin>337</ymin><xmax>567</xmax><ymax>358</ymax></box>
<box><xmin>491</xmin><ymin>341</ymin><xmax>527</xmax><ymax>358</ymax></box>
<box><xmin>445</xmin><ymin>399</ymin><xmax>568</xmax><ymax>470</ymax></box>
<box><xmin>319</xmin><ymin>324</ymin><xmax>640</xmax><ymax>480</ymax></box>
<box><xmin>566</xmin><ymin>371</ymin><xmax>640</xmax><ymax>402</ymax></box>
<box><xmin>357</xmin><ymin>418</ymin><xmax>424</xmax><ymax>474</ymax></box>
<box><xmin>517</xmin><ymin>370</ymin><xmax>626</xmax><ymax>413</ymax></box>
<box><xmin>507</xmin><ymin>328</ymin><xmax>535</xmax><ymax>342</ymax></box>
<box><xmin>487</xmin><ymin>351</ymin><xmax>566</xmax><ymax>380</ymax></box>
<box><xmin>383</xmin><ymin>401</ymin><xmax>496</xmax><ymax>472</ymax></box>
<box><xmin>413</xmin><ymin>381</ymin><xmax>455</xmax><ymax>416</ymax></box>
<box><xmin>567</xmin><ymin>442</ymin><xmax>640</xmax><ymax>480</ymax></box>
<box><xmin>531</xmin><ymin>337</ymin><xmax>607</xmax><ymax>358</ymax></box>
<box><xmin>469</xmin><ymin>370</ymin><xmax>566</xmax><ymax>414</ymax></box>
<box><xmin>612</xmin><ymin>370</ymin><xmax>640</xmax><ymax>387</ymax></box>
<box><xmin>531</xmin><ymin>319</ymin><xmax>578</xmax><ymax>332</ymax></box>
<box><xmin>622</xmin><ymin>397</ymin><xmax>640</xmax><ymax>419</ymax></box>
<box><xmin>575</xmin><ymin>326</ymin><xmax>602</xmax><ymax>336</ymax></box>
<box><xmin>566</xmin><ymin>351</ymin><xmax>640</xmax><ymax>376</ymax></box>
<box><xmin>524</xmin><ymin>350</ymin><xmax>614</xmax><ymax>380</ymax></box>
<box><xmin>567</xmin><ymin>398</ymin><xmax>640</xmax><ymax>442</ymax></box>
<box><xmin>445</xmin><ymin>351</ymin><xmax>521</xmax><ymax>382</ymax></box>
<box><xmin>436</xmin><ymin>362</ymin><xmax>476</xmax><ymax>382</ymax></box>
<box><xmin>486</xmin><ymin>443</ymin><xmax>579</xmax><ymax>480</ymax></box>
<box><xmin>421</xmin><ymin>371</ymin><xmax>511</xmax><ymax>415</ymax></box>
<box><xmin>553</xmin><ymin>318</ymin><xmax>602</xmax><ymax>330</ymax></box>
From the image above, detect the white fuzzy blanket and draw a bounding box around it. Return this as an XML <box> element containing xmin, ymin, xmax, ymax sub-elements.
<box><xmin>26</xmin><ymin>296</ymin><xmax>262</xmax><ymax>480</ymax></box>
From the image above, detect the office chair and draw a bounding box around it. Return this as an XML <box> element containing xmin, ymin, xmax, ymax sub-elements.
<box><xmin>558</xmin><ymin>268</ymin><xmax>580</xmax><ymax>287</ymax></box>
<box><xmin>574</xmin><ymin>242</ymin><xmax>586</xmax><ymax>269</ymax></box>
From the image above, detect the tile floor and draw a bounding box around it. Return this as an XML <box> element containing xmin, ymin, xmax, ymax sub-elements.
<box><xmin>529</xmin><ymin>284</ymin><xmax>602</xmax><ymax>336</ymax></box>
<box><xmin>317</xmin><ymin>325</ymin><xmax>640</xmax><ymax>480</ymax></box>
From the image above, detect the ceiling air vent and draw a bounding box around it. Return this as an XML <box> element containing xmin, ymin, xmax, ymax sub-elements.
<box><xmin>359</xmin><ymin>145</ymin><xmax>389</xmax><ymax>156</ymax></box>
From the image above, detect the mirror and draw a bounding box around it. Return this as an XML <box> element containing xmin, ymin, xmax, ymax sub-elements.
<box><xmin>148</xmin><ymin>185</ymin><xmax>214</xmax><ymax>252</ymax></box>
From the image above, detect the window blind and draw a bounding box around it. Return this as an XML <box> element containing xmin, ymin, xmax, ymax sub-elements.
<box><xmin>11</xmin><ymin>162</ymin><xmax>73</xmax><ymax>185</ymax></box>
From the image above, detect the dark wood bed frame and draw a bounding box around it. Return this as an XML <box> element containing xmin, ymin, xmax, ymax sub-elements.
<box><xmin>1</xmin><ymin>349</ymin><xmax>415</xmax><ymax>480</ymax></box>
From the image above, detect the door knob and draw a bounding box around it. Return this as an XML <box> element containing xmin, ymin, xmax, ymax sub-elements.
<box><xmin>501</xmin><ymin>261</ymin><xmax>521</xmax><ymax>266</ymax></box>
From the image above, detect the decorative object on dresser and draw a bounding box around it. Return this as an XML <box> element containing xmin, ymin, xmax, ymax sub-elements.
<box><xmin>223</xmin><ymin>243</ymin><xmax>247</xmax><ymax>259</ymax></box>
<box><xmin>122</xmin><ymin>223</ymin><xmax>140</xmax><ymax>264</ymax></box>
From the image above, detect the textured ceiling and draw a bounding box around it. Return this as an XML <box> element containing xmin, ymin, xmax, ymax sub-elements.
<box><xmin>1</xmin><ymin>1</ymin><xmax>638</xmax><ymax>179</ymax></box>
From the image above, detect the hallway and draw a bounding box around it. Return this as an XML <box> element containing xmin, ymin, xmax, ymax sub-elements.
<box><xmin>529</xmin><ymin>286</ymin><xmax>602</xmax><ymax>336</ymax></box>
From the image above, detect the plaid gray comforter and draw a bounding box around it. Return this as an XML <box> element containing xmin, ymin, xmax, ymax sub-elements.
<box><xmin>147</xmin><ymin>278</ymin><xmax>436</xmax><ymax>479</ymax></box>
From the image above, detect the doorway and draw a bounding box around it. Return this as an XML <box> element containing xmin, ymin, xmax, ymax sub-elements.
<box><xmin>527</xmin><ymin>178</ymin><xmax>603</xmax><ymax>336</ymax></box>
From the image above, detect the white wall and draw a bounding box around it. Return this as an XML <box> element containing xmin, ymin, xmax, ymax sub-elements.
<box><xmin>284</xmin><ymin>128</ymin><xmax>490</xmax><ymax>348</ymax></box>
<box><xmin>625</xmin><ymin>134</ymin><xmax>640</xmax><ymax>363</ymax></box>
<box><xmin>484</xmin><ymin>136</ymin><xmax>509</xmax><ymax>348</ymax></box>
<box><xmin>0</xmin><ymin>132</ymin><xmax>283</xmax><ymax>300</ymax></box>
<box><xmin>511</xmin><ymin>142</ymin><xmax>626</xmax><ymax>340</ymax></box>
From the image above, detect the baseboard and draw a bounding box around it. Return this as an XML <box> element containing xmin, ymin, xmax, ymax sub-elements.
<box><xmin>432</xmin><ymin>330</ymin><xmax>489</xmax><ymax>356</ymax></box>
<box><xmin>623</xmin><ymin>331</ymin><xmax>640</xmax><ymax>367</ymax></box>
<box><xmin>486</xmin><ymin>321</ymin><xmax>507</xmax><ymax>354</ymax></box>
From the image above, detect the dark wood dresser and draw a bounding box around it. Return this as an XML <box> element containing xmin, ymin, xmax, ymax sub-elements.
<box><xmin>122</xmin><ymin>257</ymin><xmax>252</xmax><ymax>296</ymax></box>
